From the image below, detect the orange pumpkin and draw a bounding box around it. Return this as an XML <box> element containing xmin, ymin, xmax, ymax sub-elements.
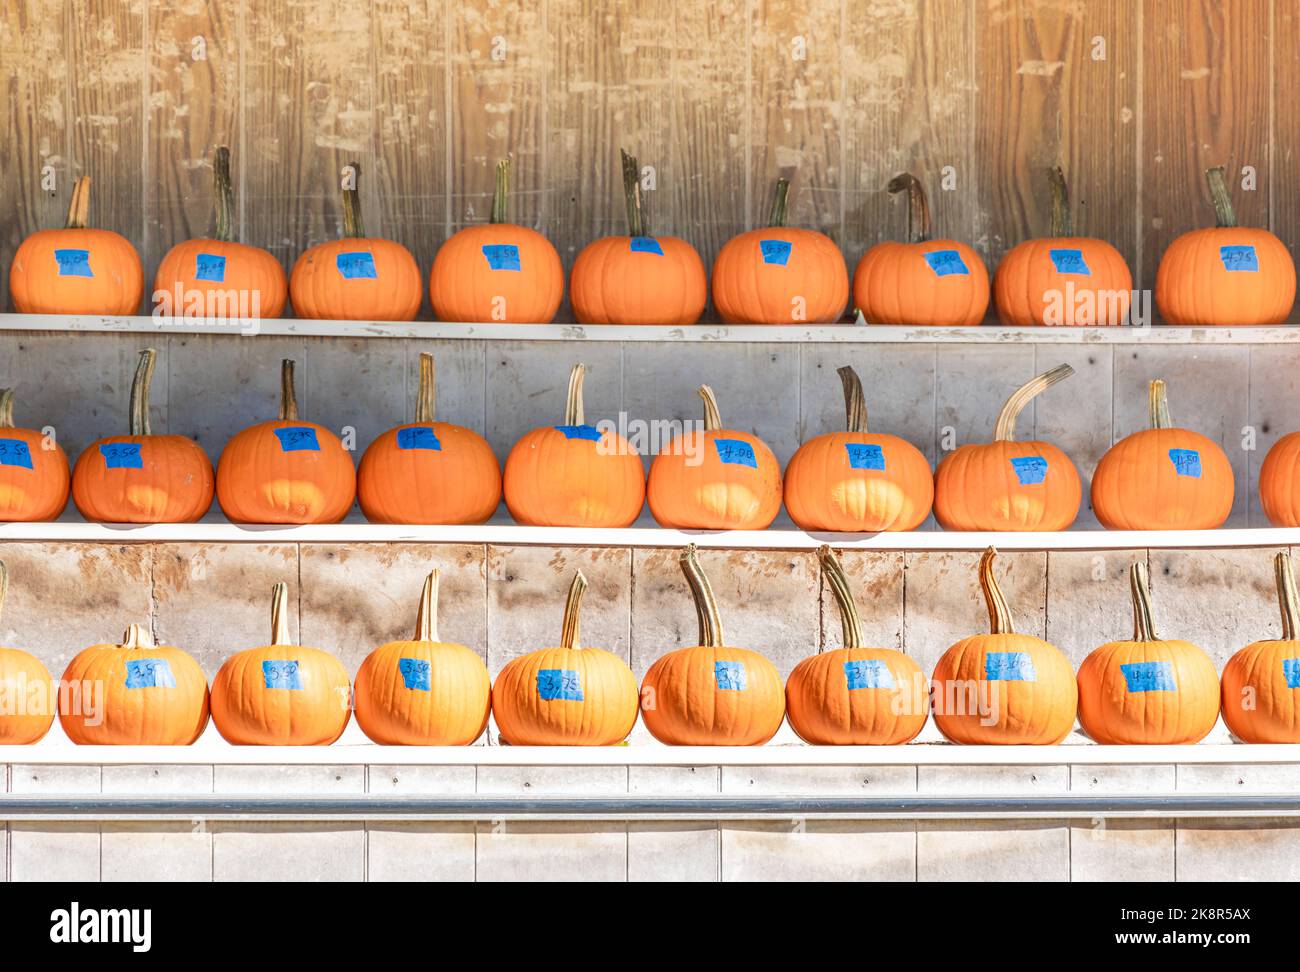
<box><xmin>354</xmin><ymin>569</ymin><xmax>491</xmax><ymax>745</ymax></box>
<box><xmin>1156</xmin><ymin>166</ymin><xmax>1296</xmax><ymax>326</ymax></box>
<box><xmin>430</xmin><ymin>159</ymin><xmax>564</xmax><ymax>323</ymax></box>
<box><xmin>73</xmin><ymin>348</ymin><xmax>215</xmax><ymax>524</ymax></box>
<box><xmin>1259</xmin><ymin>430</ymin><xmax>1300</xmax><ymax>526</ymax></box>
<box><xmin>210</xmin><ymin>581</ymin><xmax>352</xmax><ymax>746</ymax></box>
<box><xmin>931</xmin><ymin>547</ymin><xmax>1077</xmax><ymax>745</ymax></box>
<box><xmin>153</xmin><ymin>146</ymin><xmax>287</xmax><ymax>320</ymax></box>
<box><xmin>854</xmin><ymin>173</ymin><xmax>989</xmax><ymax>326</ymax></box>
<box><xmin>786</xmin><ymin>546</ymin><xmax>928</xmax><ymax>744</ymax></box>
<box><xmin>570</xmin><ymin>149</ymin><xmax>707</xmax><ymax>325</ymax></box>
<box><xmin>640</xmin><ymin>544</ymin><xmax>785</xmax><ymax>745</ymax></box>
<box><xmin>216</xmin><ymin>359</ymin><xmax>356</xmax><ymax>524</ymax></box>
<box><xmin>0</xmin><ymin>387</ymin><xmax>70</xmax><ymax>522</ymax></box>
<box><xmin>289</xmin><ymin>161</ymin><xmax>422</xmax><ymax>321</ymax></box>
<box><xmin>647</xmin><ymin>385</ymin><xmax>783</xmax><ymax>530</ymax></box>
<box><xmin>9</xmin><ymin>177</ymin><xmax>144</xmax><ymax>316</ymax></box>
<box><xmin>934</xmin><ymin>364</ymin><xmax>1081</xmax><ymax>531</ymax></box>
<box><xmin>358</xmin><ymin>352</ymin><xmax>501</xmax><ymax>524</ymax></box>
<box><xmin>1221</xmin><ymin>552</ymin><xmax>1300</xmax><ymax>743</ymax></box>
<box><xmin>59</xmin><ymin>622</ymin><xmax>209</xmax><ymax>745</ymax></box>
<box><xmin>1077</xmin><ymin>561</ymin><xmax>1220</xmax><ymax>745</ymax></box>
<box><xmin>1091</xmin><ymin>379</ymin><xmax>1233</xmax><ymax>530</ymax></box>
<box><xmin>0</xmin><ymin>562</ymin><xmax>56</xmax><ymax>744</ymax></box>
<box><xmin>503</xmin><ymin>363</ymin><xmax>645</xmax><ymax>527</ymax></box>
<box><xmin>711</xmin><ymin>177</ymin><xmax>848</xmax><ymax>324</ymax></box>
<box><xmin>993</xmin><ymin>167</ymin><xmax>1132</xmax><ymax>326</ymax></box>
<box><xmin>784</xmin><ymin>366</ymin><xmax>931</xmax><ymax>532</ymax></box>
<box><xmin>492</xmin><ymin>571</ymin><xmax>639</xmax><ymax>746</ymax></box>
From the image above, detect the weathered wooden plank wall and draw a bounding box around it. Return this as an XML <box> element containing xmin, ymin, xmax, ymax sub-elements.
<box><xmin>0</xmin><ymin>0</ymin><xmax>1290</xmax><ymax>316</ymax></box>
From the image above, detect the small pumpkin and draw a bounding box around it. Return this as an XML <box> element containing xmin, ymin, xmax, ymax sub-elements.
<box><xmin>934</xmin><ymin>364</ymin><xmax>1081</xmax><ymax>531</ymax></box>
<box><xmin>854</xmin><ymin>173</ymin><xmax>989</xmax><ymax>326</ymax></box>
<box><xmin>289</xmin><ymin>161</ymin><xmax>423</xmax><ymax>321</ymax></box>
<box><xmin>492</xmin><ymin>571</ymin><xmax>639</xmax><ymax>746</ymax></box>
<box><xmin>358</xmin><ymin>352</ymin><xmax>501</xmax><ymax>524</ymax></box>
<box><xmin>1077</xmin><ymin>561</ymin><xmax>1220</xmax><ymax>745</ymax></box>
<box><xmin>59</xmin><ymin>622</ymin><xmax>209</xmax><ymax>746</ymax></box>
<box><xmin>931</xmin><ymin>547</ymin><xmax>1077</xmax><ymax>745</ymax></box>
<box><xmin>711</xmin><ymin>177</ymin><xmax>848</xmax><ymax>324</ymax></box>
<box><xmin>993</xmin><ymin>167</ymin><xmax>1132</xmax><ymax>326</ymax></box>
<box><xmin>786</xmin><ymin>546</ymin><xmax>928</xmax><ymax>744</ymax></box>
<box><xmin>1156</xmin><ymin>165</ymin><xmax>1296</xmax><ymax>325</ymax></box>
<box><xmin>73</xmin><ymin>348</ymin><xmax>215</xmax><ymax>524</ymax></box>
<box><xmin>647</xmin><ymin>384</ymin><xmax>783</xmax><ymax>530</ymax></box>
<box><xmin>1260</xmin><ymin>430</ymin><xmax>1300</xmax><ymax>527</ymax></box>
<box><xmin>216</xmin><ymin>359</ymin><xmax>357</xmax><ymax>524</ymax></box>
<box><xmin>1091</xmin><ymin>379</ymin><xmax>1233</xmax><ymax>530</ymax></box>
<box><xmin>210</xmin><ymin>581</ymin><xmax>352</xmax><ymax>746</ymax></box>
<box><xmin>640</xmin><ymin>544</ymin><xmax>785</xmax><ymax>745</ymax></box>
<box><xmin>153</xmin><ymin>146</ymin><xmax>288</xmax><ymax>320</ymax></box>
<box><xmin>0</xmin><ymin>563</ymin><xmax>56</xmax><ymax>744</ymax></box>
<box><xmin>570</xmin><ymin>149</ymin><xmax>707</xmax><ymax>326</ymax></box>
<box><xmin>1221</xmin><ymin>552</ymin><xmax>1300</xmax><ymax>743</ymax></box>
<box><xmin>430</xmin><ymin>159</ymin><xmax>564</xmax><ymax>323</ymax></box>
<box><xmin>503</xmin><ymin>363</ymin><xmax>645</xmax><ymax>527</ymax></box>
<box><xmin>354</xmin><ymin>569</ymin><xmax>492</xmax><ymax>745</ymax></box>
<box><xmin>784</xmin><ymin>366</ymin><xmax>932</xmax><ymax>532</ymax></box>
<box><xmin>0</xmin><ymin>387</ymin><xmax>71</xmax><ymax>522</ymax></box>
<box><xmin>9</xmin><ymin>176</ymin><xmax>144</xmax><ymax>316</ymax></box>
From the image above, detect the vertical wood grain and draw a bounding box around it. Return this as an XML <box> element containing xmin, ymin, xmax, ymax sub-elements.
<box><xmin>1273</xmin><ymin>0</ymin><xmax>1299</xmax><ymax>265</ymax></box>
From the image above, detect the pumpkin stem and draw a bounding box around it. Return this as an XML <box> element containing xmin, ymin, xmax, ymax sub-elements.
<box><xmin>128</xmin><ymin>349</ymin><xmax>157</xmax><ymax>437</ymax></box>
<box><xmin>559</xmin><ymin>571</ymin><xmax>588</xmax><ymax>650</ymax></box>
<box><xmin>620</xmin><ymin>148</ymin><xmax>646</xmax><ymax>238</ymax></box>
<box><xmin>65</xmin><ymin>177</ymin><xmax>91</xmax><ymax>230</ymax></box>
<box><xmin>993</xmin><ymin>363</ymin><xmax>1073</xmax><ymax>442</ymax></box>
<box><xmin>698</xmin><ymin>385</ymin><xmax>723</xmax><ymax>432</ymax></box>
<box><xmin>680</xmin><ymin>544</ymin><xmax>724</xmax><ymax>648</ymax></box>
<box><xmin>413</xmin><ymin>569</ymin><xmax>440</xmax><ymax>642</ymax></box>
<box><xmin>837</xmin><ymin>366</ymin><xmax>868</xmax><ymax>434</ymax></box>
<box><xmin>819</xmin><ymin>545</ymin><xmax>864</xmax><ymax>650</ymax></box>
<box><xmin>415</xmin><ymin>352</ymin><xmax>436</xmax><ymax>423</ymax></box>
<box><xmin>1148</xmin><ymin>379</ymin><xmax>1171</xmax><ymax>430</ymax></box>
<box><xmin>279</xmin><ymin>359</ymin><xmax>300</xmax><ymax>421</ymax></box>
<box><xmin>887</xmin><ymin>173</ymin><xmax>931</xmax><ymax>244</ymax></box>
<box><xmin>0</xmin><ymin>389</ymin><xmax>15</xmax><ymax>429</ymax></box>
<box><xmin>270</xmin><ymin>582</ymin><xmax>293</xmax><ymax>645</ymax></box>
<box><xmin>490</xmin><ymin>158</ymin><xmax>510</xmax><ymax>225</ymax></box>
<box><xmin>341</xmin><ymin>161</ymin><xmax>366</xmax><ymax>238</ymax></box>
<box><xmin>979</xmin><ymin>547</ymin><xmax>1015</xmax><ymax>635</ymax></box>
<box><xmin>1129</xmin><ymin>561</ymin><xmax>1158</xmax><ymax>642</ymax></box>
<box><xmin>1205</xmin><ymin>166</ymin><xmax>1236</xmax><ymax>229</ymax></box>
<box><xmin>213</xmin><ymin>146</ymin><xmax>234</xmax><ymax>243</ymax></box>
<box><xmin>767</xmin><ymin>178</ymin><xmax>790</xmax><ymax>228</ymax></box>
<box><xmin>1275</xmin><ymin>552</ymin><xmax>1300</xmax><ymax>641</ymax></box>
<box><xmin>120</xmin><ymin>623</ymin><xmax>154</xmax><ymax>650</ymax></box>
<box><xmin>564</xmin><ymin>363</ymin><xmax>586</xmax><ymax>426</ymax></box>
<box><xmin>1048</xmin><ymin>166</ymin><xmax>1072</xmax><ymax>237</ymax></box>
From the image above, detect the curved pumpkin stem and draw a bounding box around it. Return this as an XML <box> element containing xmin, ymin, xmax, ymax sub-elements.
<box><xmin>120</xmin><ymin>623</ymin><xmax>154</xmax><ymax>650</ymax></box>
<box><xmin>887</xmin><ymin>173</ymin><xmax>931</xmax><ymax>244</ymax></box>
<box><xmin>979</xmin><ymin>547</ymin><xmax>1015</xmax><ymax>635</ymax></box>
<box><xmin>270</xmin><ymin>582</ymin><xmax>293</xmax><ymax>646</ymax></box>
<box><xmin>412</xmin><ymin>569</ymin><xmax>440</xmax><ymax>642</ymax></box>
<box><xmin>1148</xmin><ymin>379</ymin><xmax>1171</xmax><ymax>430</ymax></box>
<box><xmin>341</xmin><ymin>161</ymin><xmax>365</xmax><ymax>238</ymax></box>
<box><xmin>213</xmin><ymin>146</ymin><xmax>234</xmax><ymax>243</ymax></box>
<box><xmin>1205</xmin><ymin>166</ymin><xmax>1236</xmax><ymax>229</ymax></box>
<box><xmin>0</xmin><ymin>389</ymin><xmax>15</xmax><ymax>429</ymax></box>
<box><xmin>559</xmin><ymin>571</ymin><xmax>588</xmax><ymax>650</ymax></box>
<box><xmin>767</xmin><ymin>178</ymin><xmax>790</xmax><ymax>228</ymax></box>
<box><xmin>491</xmin><ymin>158</ymin><xmax>510</xmax><ymax>225</ymax></box>
<box><xmin>698</xmin><ymin>385</ymin><xmax>723</xmax><ymax>432</ymax></box>
<box><xmin>1048</xmin><ymin>166</ymin><xmax>1072</xmax><ymax>237</ymax></box>
<box><xmin>415</xmin><ymin>352</ymin><xmax>436</xmax><ymax>423</ymax></box>
<box><xmin>837</xmin><ymin>366</ymin><xmax>868</xmax><ymax>434</ymax></box>
<box><xmin>128</xmin><ymin>349</ymin><xmax>157</xmax><ymax>437</ymax></box>
<box><xmin>1276</xmin><ymin>552</ymin><xmax>1299</xmax><ymax>641</ymax></box>
<box><xmin>681</xmin><ymin>544</ymin><xmax>724</xmax><ymax>648</ymax></box>
<box><xmin>993</xmin><ymin>363</ymin><xmax>1073</xmax><ymax>442</ymax></box>
<box><xmin>65</xmin><ymin>177</ymin><xmax>91</xmax><ymax>230</ymax></box>
<box><xmin>1129</xmin><ymin>561</ymin><xmax>1158</xmax><ymax>642</ymax></box>
<box><xmin>279</xmin><ymin>359</ymin><xmax>300</xmax><ymax>421</ymax></box>
<box><xmin>819</xmin><ymin>545</ymin><xmax>863</xmax><ymax>650</ymax></box>
<box><xmin>564</xmin><ymin>364</ymin><xmax>586</xmax><ymax>426</ymax></box>
<box><xmin>620</xmin><ymin>148</ymin><xmax>646</xmax><ymax>238</ymax></box>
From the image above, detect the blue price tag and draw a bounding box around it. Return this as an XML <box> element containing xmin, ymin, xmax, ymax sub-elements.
<box><xmin>124</xmin><ymin>659</ymin><xmax>176</xmax><ymax>689</ymax></box>
<box><xmin>336</xmin><ymin>251</ymin><xmax>377</xmax><ymax>279</ymax></box>
<box><xmin>1048</xmin><ymin>248</ymin><xmax>1091</xmax><ymax>275</ymax></box>
<box><xmin>537</xmin><ymin>669</ymin><xmax>583</xmax><ymax>701</ymax></box>
<box><xmin>1284</xmin><ymin>658</ymin><xmax>1300</xmax><ymax>689</ymax></box>
<box><xmin>759</xmin><ymin>239</ymin><xmax>792</xmax><ymax>266</ymax></box>
<box><xmin>397</xmin><ymin>427</ymin><xmax>442</xmax><ymax>451</ymax></box>
<box><xmin>924</xmin><ymin>249</ymin><xmax>970</xmax><ymax>277</ymax></box>
<box><xmin>714</xmin><ymin>438</ymin><xmax>756</xmax><ymax>468</ymax></box>
<box><xmin>1168</xmin><ymin>448</ymin><xmax>1201</xmax><ymax>478</ymax></box>
<box><xmin>0</xmin><ymin>439</ymin><xmax>33</xmax><ymax>469</ymax></box>
<box><xmin>555</xmin><ymin>424</ymin><xmax>603</xmax><ymax>442</ymax></box>
<box><xmin>985</xmin><ymin>652</ymin><xmax>1037</xmax><ymax>682</ymax></box>
<box><xmin>629</xmin><ymin>236</ymin><xmax>664</xmax><ymax>255</ymax></box>
<box><xmin>714</xmin><ymin>661</ymin><xmax>747</xmax><ymax>691</ymax></box>
<box><xmin>1220</xmin><ymin>245</ymin><xmax>1259</xmax><ymax>272</ymax></box>
<box><xmin>1010</xmin><ymin>455</ymin><xmax>1048</xmax><ymax>485</ymax></box>
<box><xmin>482</xmin><ymin>244</ymin><xmax>521</xmax><ymax>271</ymax></box>
<box><xmin>195</xmin><ymin>253</ymin><xmax>227</xmax><ymax>282</ymax></box>
<box><xmin>845</xmin><ymin>442</ymin><xmax>886</xmax><ymax>470</ymax></box>
<box><xmin>274</xmin><ymin>427</ymin><xmax>321</xmax><ymax>452</ymax></box>
<box><xmin>1121</xmin><ymin>660</ymin><xmax>1177</xmax><ymax>693</ymax></box>
<box><xmin>262</xmin><ymin>660</ymin><xmax>303</xmax><ymax>690</ymax></box>
<box><xmin>398</xmin><ymin>658</ymin><xmax>431</xmax><ymax>692</ymax></box>
<box><xmin>844</xmin><ymin>659</ymin><xmax>895</xmax><ymax>690</ymax></box>
<box><xmin>100</xmin><ymin>443</ymin><xmax>143</xmax><ymax>469</ymax></box>
<box><xmin>55</xmin><ymin>248</ymin><xmax>93</xmax><ymax>278</ymax></box>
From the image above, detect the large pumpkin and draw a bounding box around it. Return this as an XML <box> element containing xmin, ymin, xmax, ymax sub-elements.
<box><xmin>640</xmin><ymin>544</ymin><xmax>785</xmax><ymax>745</ymax></box>
<box><xmin>289</xmin><ymin>161</ymin><xmax>422</xmax><ymax>321</ymax></box>
<box><xmin>934</xmin><ymin>364</ymin><xmax>1081</xmax><ymax>531</ymax></box>
<box><xmin>216</xmin><ymin>359</ymin><xmax>356</xmax><ymax>524</ymax></box>
<box><xmin>854</xmin><ymin>173</ymin><xmax>989</xmax><ymax>326</ymax></box>
<box><xmin>210</xmin><ymin>582</ymin><xmax>352</xmax><ymax>745</ymax></box>
<box><xmin>358</xmin><ymin>352</ymin><xmax>501</xmax><ymax>524</ymax></box>
<box><xmin>9</xmin><ymin>176</ymin><xmax>144</xmax><ymax>316</ymax></box>
<box><xmin>0</xmin><ymin>562</ymin><xmax>56</xmax><ymax>744</ymax></box>
<box><xmin>993</xmin><ymin>167</ymin><xmax>1132</xmax><ymax>326</ymax></box>
<box><xmin>1221</xmin><ymin>552</ymin><xmax>1300</xmax><ymax>743</ymax></box>
<box><xmin>1156</xmin><ymin>165</ymin><xmax>1296</xmax><ymax>325</ymax></box>
<box><xmin>784</xmin><ymin>365</ymin><xmax>932</xmax><ymax>531</ymax></box>
<box><xmin>931</xmin><ymin>547</ymin><xmax>1077</xmax><ymax>744</ymax></box>
<box><xmin>73</xmin><ymin>348</ymin><xmax>214</xmax><ymax>523</ymax></box>
<box><xmin>153</xmin><ymin>146</ymin><xmax>288</xmax><ymax>320</ymax></box>
<box><xmin>647</xmin><ymin>385</ymin><xmax>783</xmax><ymax>530</ymax></box>
<box><xmin>1091</xmin><ymin>379</ymin><xmax>1233</xmax><ymax>530</ymax></box>
<box><xmin>1077</xmin><ymin>561</ymin><xmax>1219</xmax><ymax>745</ymax></box>
<box><xmin>59</xmin><ymin>623</ymin><xmax>209</xmax><ymax>745</ymax></box>
<box><xmin>430</xmin><ymin>159</ymin><xmax>564</xmax><ymax>323</ymax></box>
<box><xmin>1256</xmin><ymin>428</ymin><xmax>1300</xmax><ymax>527</ymax></box>
<box><xmin>354</xmin><ymin>569</ymin><xmax>491</xmax><ymax>745</ymax></box>
<box><xmin>711</xmin><ymin>177</ymin><xmax>848</xmax><ymax>324</ymax></box>
<box><xmin>570</xmin><ymin>149</ymin><xmax>707</xmax><ymax>325</ymax></box>
<box><xmin>503</xmin><ymin>363</ymin><xmax>645</xmax><ymax>527</ymax></box>
<box><xmin>786</xmin><ymin>545</ymin><xmax>928</xmax><ymax>744</ymax></box>
<box><xmin>0</xmin><ymin>387</ymin><xmax>70</xmax><ymax>522</ymax></box>
<box><xmin>492</xmin><ymin>571</ymin><xmax>639</xmax><ymax>745</ymax></box>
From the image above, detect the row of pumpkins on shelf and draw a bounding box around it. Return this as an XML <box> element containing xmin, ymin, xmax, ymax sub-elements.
<box><xmin>7</xmin><ymin>348</ymin><xmax>1300</xmax><ymax>531</ymax></box>
<box><xmin>1</xmin><ymin>544</ymin><xmax>1297</xmax><ymax>748</ymax></box>
<box><xmin>8</xmin><ymin>148</ymin><xmax>1297</xmax><ymax>328</ymax></box>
